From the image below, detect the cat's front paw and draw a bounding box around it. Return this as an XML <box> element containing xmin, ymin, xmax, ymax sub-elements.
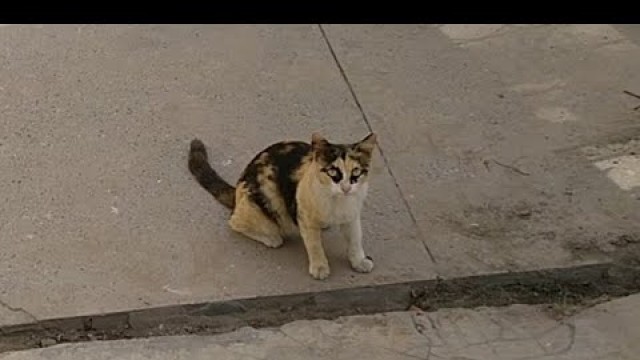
<box><xmin>351</xmin><ymin>255</ymin><xmax>374</xmax><ymax>273</ymax></box>
<box><xmin>309</xmin><ymin>262</ymin><xmax>331</xmax><ymax>280</ymax></box>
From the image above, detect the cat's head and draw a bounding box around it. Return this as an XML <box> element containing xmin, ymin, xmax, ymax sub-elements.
<box><xmin>311</xmin><ymin>132</ymin><xmax>377</xmax><ymax>196</ymax></box>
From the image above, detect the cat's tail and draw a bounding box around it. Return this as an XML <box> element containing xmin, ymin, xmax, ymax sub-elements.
<box><xmin>188</xmin><ymin>139</ymin><xmax>236</xmax><ymax>210</ymax></box>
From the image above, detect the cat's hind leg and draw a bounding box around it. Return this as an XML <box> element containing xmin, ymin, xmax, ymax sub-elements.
<box><xmin>229</xmin><ymin>189</ymin><xmax>283</xmax><ymax>248</ymax></box>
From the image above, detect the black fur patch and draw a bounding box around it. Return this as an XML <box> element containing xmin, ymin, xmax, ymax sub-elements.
<box><xmin>239</xmin><ymin>153</ymin><xmax>279</xmax><ymax>223</ymax></box>
<box><xmin>271</xmin><ymin>142</ymin><xmax>310</xmax><ymax>225</ymax></box>
<box><xmin>316</xmin><ymin>144</ymin><xmax>348</xmax><ymax>166</ymax></box>
<box><xmin>239</xmin><ymin>141</ymin><xmax>311</xmax><ymax>225</ymax></box>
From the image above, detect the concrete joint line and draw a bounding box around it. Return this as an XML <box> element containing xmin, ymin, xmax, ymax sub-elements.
<box><xmin>317</xmin><ymin>24</ymin><xmax>436</xmax><ymax>263</ymax></box>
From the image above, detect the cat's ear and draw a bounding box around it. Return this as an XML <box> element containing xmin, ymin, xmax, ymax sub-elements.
<box><xmin>311</xmin><ymin>132</ymin><xmax>329</xmax><ymax>151</ymax></box>
<box><xmin>356</xmin><ymin>133</ymin><xmax>377</xmax><ymax>153</ymax></box>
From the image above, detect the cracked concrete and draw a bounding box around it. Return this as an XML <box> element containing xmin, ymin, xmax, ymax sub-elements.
<box><xmin>3</xmin><ymin>293</ymin><xmax>638</xmax><ymax>359</ymax></box>
<box><xmin>0</xmin><ymin>300</ymin><xmax>37</xmax><ymax>325</ymax></box>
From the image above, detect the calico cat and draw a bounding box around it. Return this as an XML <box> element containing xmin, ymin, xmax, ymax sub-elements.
<box><xmin>188</xmin><ymin>133</ymin><xmax>377</xmax><ymax>280</ymax></box>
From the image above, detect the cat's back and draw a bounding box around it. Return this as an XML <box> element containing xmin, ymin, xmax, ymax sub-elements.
<box><xmin>237</xmin><ymin>141</ymin><xmax>313</xmax><ymax>224</ymax></box>
<box><xmin>239</xmin><ymin>141</ymin><xmax>312</xmax><ymax>183</ymax></box>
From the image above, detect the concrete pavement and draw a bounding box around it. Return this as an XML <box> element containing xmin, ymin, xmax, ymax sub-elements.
<box><xmin>1</xmin><ymin>24</ymin><xmax>640</xmax><ymax>330</ymax></box>
<box><xmin>3</xmin><ymin>293</ymin><xmax>639</xmax><ymax>359</ymax></box>
<box><xmin>0</xmin><ymin>25</ymin><xmax>433</xmax><ymax>326</ymax></box>
<box><xmin>323</xmin><ymin>24</ymin><xmax>640</xmax><ymax>276</ymax></box>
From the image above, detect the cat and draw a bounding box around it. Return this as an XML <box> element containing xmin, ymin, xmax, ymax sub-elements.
<box><xmin>188</xmin><ymin>132</ymin><xmax>377</xmax><ymax>280</ymax></box>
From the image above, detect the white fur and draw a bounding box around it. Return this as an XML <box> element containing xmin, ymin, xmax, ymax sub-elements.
<box><xmin>295</xmin><ymin>156</ymin><xmax>374</xmax><ymax>278</ymax></box>
<box><xmin>314</xmin><ymin>178</ymin><xmax>368</xmax><ymax>226</ymax></box>
<box><xmin>308</xmin><ymin>176</ymin><xmax>373</xmax><ymax>273</ymax></box>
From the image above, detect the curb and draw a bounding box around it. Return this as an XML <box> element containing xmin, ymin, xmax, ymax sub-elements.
<box><xmin>1</xmin><ymin>261</ymin><xmax>639</xmax><ymax>352</ymax></box>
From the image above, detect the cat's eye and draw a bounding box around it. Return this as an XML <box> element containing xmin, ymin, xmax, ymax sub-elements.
<box><xmin>350</xmin><ymin>167</ymin><xmax>367</xmax><ymax>184</ymax></box>
<box><xmin>323</xmin><ymin>166</ymin><xmax>343</xmax><ymax>183</ymax></box>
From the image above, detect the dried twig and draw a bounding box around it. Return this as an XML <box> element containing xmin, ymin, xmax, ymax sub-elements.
<box><xmin>623</xmin><ymin>90</ymin><xmax>640</xmax><ymax>100</ymax></box>
<box><xmin>623</xmin><ymin>90</ymin><xmax>640</xmax><ymax>111</ymax></box>
<box><xmin>492</xmin><ymin>159</ymin><xmax>531</xmax><ymax>176</ymax></box>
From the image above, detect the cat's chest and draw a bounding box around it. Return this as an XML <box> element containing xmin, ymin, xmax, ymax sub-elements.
<box><xmin>319</xmin><ymin>193</ymin><xmax>365</xmax><ymax>225</ymax></box>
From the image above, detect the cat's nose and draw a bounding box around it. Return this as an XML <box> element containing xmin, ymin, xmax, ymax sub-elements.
<box><xmin>340</xmin><ymin>183</ymin><xmax>352</xmax><ymax>194</ymax></box>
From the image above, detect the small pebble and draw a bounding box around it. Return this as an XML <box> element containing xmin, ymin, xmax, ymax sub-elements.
<box><xmin>39</xmin><ymin>338</ymin><xmax>57</xmax><ymax>347</ymax></box>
